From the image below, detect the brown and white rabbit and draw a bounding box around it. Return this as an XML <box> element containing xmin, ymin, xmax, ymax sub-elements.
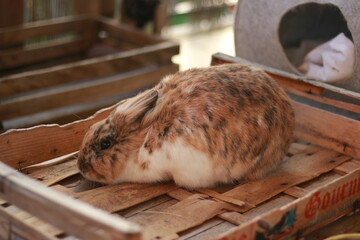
<box><xmin>77</xmin><ymin>63</ymin><xmax>295</xmax><ymax>189</ymax></box>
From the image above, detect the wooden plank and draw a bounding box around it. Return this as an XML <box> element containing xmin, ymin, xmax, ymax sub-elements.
<box><xmin>271</xmin><ymin>73</ymin><xmax>360</xmax><ymax>114</ymax></box>
<box><xmin>293</xmin><ymin>100</ymin><xmax>360</xmax><ymax>159</ymax></box>
<box><xmin>99</xmin><ymin>17</ymin><xmax>164</xmax><ymax>45</ymax></box>
<box><xmin>0</xmin><ymin>207</ymin><xmax>57</xmax><ymax>240</ymax></box>
<box><xmin>333</xmin><ymin>159</ymin><xmax>360</xmax><ymax>175</ymax></box>
<box><xmin>0</xmin><ymin>41</ymin><xmax>179</xmax><ymax>97</ymax></box>
<box><xmin>223</xmin><ymin>147</ymin><xmax>351</xmax><ymax>207</ymax></box>
<box><xmin>183</xmin><ymin>221</ymin><xmax>236</xmax><ymax>240</ymax></box>
<box><xmin>77</xmin><ymin>183</ymin><xmax>178</xmax><ymax>213</ymax></box>
<box><xmin>196</xmin><ymin>189</ymin><xmax>248</xmax><ymax>207</ymax></box>
<box><xmin>167</xmin><ymin>188</ymin><xmax>253</xmax><ymax>225</ymax></box>
<box><xmin>284</xmin><ymin>186</ymin><xmax>310</xmax><ymax>198</ymax></box>
<box><xmin>26</xmin><ymin>159</ymin><xmax>79</xmax><ymax>186</ymax></box>
<box><xmin>125</xmin><ymin>199</ymin><xmax>179</xmax><ymax>223</ymax></box>
<box><xmin>2</xmin><ymin>91</ymin><xmax>136</xmax><ymax>130</ymax></box>
<box><xmin>0</xmin><ymin>37</ymin><xmax>88</xmax><ymax>69</ymax></box>
<box><xmin>0</xmin><ymin>63</ymin><xmax>178</xmax><ymax>120</ymax></box>
<box><xmin>21</xmin><ymin>215</ymin><xmax>62</xmax><ymax>237</ymax></box>
<box><xmin>0</xmin><ymin>16</ymin><xmax>91</xmax><ymax>48</ymax></box>
<box><xmin>0</xmin><ymin>162</ymin><xmax>141</xmax><ymax>240</ymax></box>
<box><xmin>119</xmin><ymin>195</ymin><xmax>174</xmax><ymax>219</ymax></box>
<box><xmin>136</xmin><ymin>194</ymin><xmax>228</xmax><ymax>240</ymax></box>
<box><xmin>218</xmin><ymin>211</ymin><xmax>252</xmax><ymax>226</ymax></box>
<box><xmin>0</xmin><ymin>104</ymin><xmax>115</xmax><ymax>169</ymax></box>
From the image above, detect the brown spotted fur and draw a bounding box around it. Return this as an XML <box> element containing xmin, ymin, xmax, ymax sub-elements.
<box><xmin>77</xmin><ymin>63</ymin><xmax>295</xmax><ymax>187</ymax></box>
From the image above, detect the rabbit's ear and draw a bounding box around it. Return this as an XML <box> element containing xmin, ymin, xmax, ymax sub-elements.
<box><xmin>125</xmin><ymin>90</ymin><xmax>158</xmax><ymax>130</ymax></box>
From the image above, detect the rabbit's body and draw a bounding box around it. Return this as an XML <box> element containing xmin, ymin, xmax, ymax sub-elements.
<box><xmin>78</xmin><ymin>64</ymin><xmax>295</xmax><ymax>188</ymax></box>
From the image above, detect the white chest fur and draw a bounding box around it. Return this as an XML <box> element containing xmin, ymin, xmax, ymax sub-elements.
<box><xmin>117</xmin><ymin>138</ymin><xmax>230</xmax><ymax>188</ymax></box>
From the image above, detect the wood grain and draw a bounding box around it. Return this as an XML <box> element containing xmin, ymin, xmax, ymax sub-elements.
<box><xmin>0</xmin><ymin>162</ymin><xmax>141</xmax><ymax>240</ymax></box>
<box><xmin>26</xmin><ymin>159</ymin><xmax>79</xmax><ymax>186</ymax></box>
<box><xmin>0</xmin><ymin>37</ymin><xmax>89</xmax><ymax>69</ymax></box>
<box><xmin>293</xmin><ymin>101</ymin><xmax>360</xmax><ymax>158</ymax></box>
<box><xmin>0</xmin><ymin>206</ymin><xmax>57</xmax><ymax>240</ymax></box>
<box><xmin>78</xmin><ymin>183</ymin><xmax>178</xmax><ymax>213</ymax></box>
<box><xmin>0</xmin><ymin>104</ymin><xmax>115</xmax><ymax>169</ymax></box>
<box><xmin>0</xmin><ymin>63</ymin><xmax>178</xmax><ymax>121</ymax></box>
<box><xmin>0</xmin><ymin>15</ymin><xmax>90</xmax><ymax>48</ymax></box>
<box><xmin>223</xmin><ymin>146</ymin><xmax>351</xmax><ymax>207</ymax></box>
<box><xmin>0</xmin><ymin>41</ymin><xmax>179</xmax><ymax>97</ymax></box>
<box><xmin>137</xmin><ymin>194</ymin><xmax>228</xmax><ymax>240</ymax></box>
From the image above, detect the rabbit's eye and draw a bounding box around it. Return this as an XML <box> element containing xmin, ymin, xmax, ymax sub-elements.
<box><xmin>100</xmin><ymin>139</ymin><xmax>112</xmax><ymax>150</ymax></box>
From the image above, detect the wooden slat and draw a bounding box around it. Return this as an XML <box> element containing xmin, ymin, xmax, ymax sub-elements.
<box><xmin>2</xmin><ymin>91</ymin><xmax>135</xmax><ymax>130</ymax></box>
<box><xmin>77</xmin><ymin>183</ymin><xmax>178</xmax><ymax>213</ymax></box>
<box><xmin>0</xmin><ymin>15</ymin><xmax>91</xmax><ymax>48</ymax></box>
<box><xmin>0</xmin><ymin>104</ymin><xmax>115</xmax><ymax>169</ymax></box>
<box><xmin>0</xmin><ymin>37</ymin><xmax>88</xmax><ymax>69</ymax></box>
<box><xmin>0</xmin><ymin>63</ymin><xmax>178</xmax><ymax>121</ymax></box>
<box><xmin>284</xmin><ymin>186</ymin><xmax>310</xmax><ymax>198</ymax></box>
<box><xmin>0</xmin><ymin>207</ymin><xmax>57</xmax><ymax>240</ymax></box>
<box><xmin>293</xmin><ymin>100</ymin><xmax>360</xmax><ymax>159</ymax></box>
<box><xmin>0</xmin><ymin>41</ymin><xmax>179</xmax><ymax>97</ymax></box>
<box><xmin>270</xmin><ymin>73</ymin><xmax>360</xmax><ymax>114</ymax></box>
<box><xmin>196</xmin><ymin>189</ymin><xmax>247</xmax><ymax>207</ymax></box>
<box><xmin>167</xmin><ymin>188</ymin><xmax>253</xmax><ymax>226</ymax></box>
<box><xmin>0</xmin><ymin>162</ymin><xmax>141</xmax><ymax>240</ymax></box>
<box><xmin>333</xmin><ymin>159</ymin><xmax>360</xmax><ymax>175</ymax></box>
<box><xmin>26</xmin><ymin>159</ymin><xmax>79</xmax><ymax>186</ymax></box>
<box><xmin>119</xmin><ymin>195</ymin><xmax>174</xmax><ymax>219</ymax></box>
<box><xmin>136</xmin><ymin>194</ymin><xmax>228</xmax><ymax>240</ymax></box>
<box><xmin>99</xmin><ymin>17</ymin><xmax>163</xmax><ymax>46</ymax></box>
<box><xmin>218</xmin><ymin>212</ymin><xmax>252</xmax><ymax>225</ymax></box>
<box><xmin>222</xmin><ymin>147</ymin><xmax>351</xmax><ymax>206</ymax></box>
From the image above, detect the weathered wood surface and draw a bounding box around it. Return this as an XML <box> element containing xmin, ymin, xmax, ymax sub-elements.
<box><xmin>0</xmin><ymin>53</ymin><xmax>359</xmax><ymax>239</ymax></box>
<box><xmin>0</xmin><ymin>15</ymin><xmax>91</xmax><ymax>48</ymax></box>
<box><xmin>0</xmin><ymin>206</ymin><xmax>57</xmax><ymax>240</ymax></box>
<box><xmin>0</xmin><ymin>105</ymin><xmax>115</xmax><ymax>169</ymax></box>
<box><xmin>100</xmin><ymin>17</ymin><xmax>163</xmax><ymax>46</ymax></box>
<box><xmin>293</xmin><ymin>101</ymin><xmax>360</xmax><ymax>159</ymax></box>
<box><xmin>0</xmin><ymin>132</ymin><xmax>358</xmax><ymax>240</ymax></box>
<box><xmin>0</xmin><ymin>63</ymin><xmax>178</xmax><ymax>120</ymax></box>
<box><xmin>2</xmin><ymin>139</ymin><xmax>356</xmax><ymax>240</ymax></box>
<box><xmin>0</xmin><ymin>162</ymin><xmax>141</xmax><ymax>240</ymax></box>
<box><xmin>0</xmin><ymin>37</ymin><xmax>89</xmax><ymax>69</ymax></box>
<box><xmin>0</xmin><ymin>41</ymin><xmax>179</xmax><ymax>98</ymax></box>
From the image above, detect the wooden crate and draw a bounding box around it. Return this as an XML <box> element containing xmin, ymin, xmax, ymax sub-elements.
<box><xmin>0</xmin><ymin>53</ymin><xmax>359</xmax><ymax>240</ymax></box>
<box><xmin>0</xmin><ymin>15</ymin><xmax>179</xmax><ymax>131</ymax></box>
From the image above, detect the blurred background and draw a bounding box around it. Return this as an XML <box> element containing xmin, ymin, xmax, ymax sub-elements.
<box><xmin>0</xmin><ymin>0</ymin><xmax>238</xmax><ymax>130</ymax></box>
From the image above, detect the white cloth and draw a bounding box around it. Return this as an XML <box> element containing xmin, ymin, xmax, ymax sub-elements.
<box><xmin>298</xmin><ymin>33</ymin><xmax>355</xmax><ymax>83</ymax></box>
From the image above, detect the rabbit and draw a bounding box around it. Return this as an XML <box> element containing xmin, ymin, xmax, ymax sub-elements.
<box><xmin>77</xmin><ymin>63</ymin><xmax>295</xmax><ymax>189</ymax></box>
